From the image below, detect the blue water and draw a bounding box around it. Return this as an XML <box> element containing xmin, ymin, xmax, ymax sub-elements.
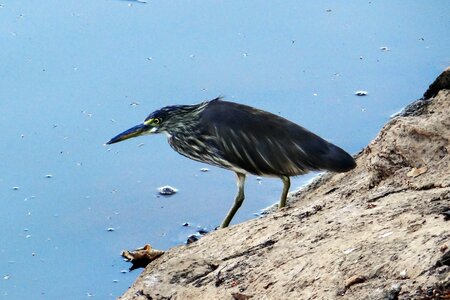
<box><xmin>0</xmin><ymin>1</ymin><xmax>448</xmax><ymax>298</ymax></box>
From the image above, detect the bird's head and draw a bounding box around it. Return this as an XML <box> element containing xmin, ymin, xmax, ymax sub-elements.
<box><xmin>106</xmin><ymin>102</ymin><xmax>208</xmax><ymax>145</ymax></box>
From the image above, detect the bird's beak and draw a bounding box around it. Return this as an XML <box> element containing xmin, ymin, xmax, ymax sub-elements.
<box><xmin>106</xmin><ymin>123</ymin><xmax>150</xmax><ymax>145</ymax></box>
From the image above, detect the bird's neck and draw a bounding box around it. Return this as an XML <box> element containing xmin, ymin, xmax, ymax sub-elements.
<box><xmin>164</xmin><ymin>102</ymin><xmax>208</xmax><ymax>136</ymax></box>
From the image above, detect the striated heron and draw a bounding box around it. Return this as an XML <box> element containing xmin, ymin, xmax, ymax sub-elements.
<box><xmin>106</xmin><ymin>97</ymin><xmax>356</xmax><ymax>228</ymax></box>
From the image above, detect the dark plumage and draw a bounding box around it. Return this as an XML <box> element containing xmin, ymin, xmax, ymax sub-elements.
<box><xmin>107</xmin><ymin>97</ymin><xmax>356</xmax><ymax>228</ymax></box>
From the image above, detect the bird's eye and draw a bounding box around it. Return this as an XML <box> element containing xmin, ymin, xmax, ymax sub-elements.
<box><xmin>153</xmin><ymin>118</ymin><xmax>161</xmax><ymax>125</ymax></box>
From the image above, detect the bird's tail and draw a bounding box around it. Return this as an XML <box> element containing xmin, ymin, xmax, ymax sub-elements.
<box><xmin>320</xmin><ymin>143</ymin><xmax>356</xmax><ymax>173</ymax></box>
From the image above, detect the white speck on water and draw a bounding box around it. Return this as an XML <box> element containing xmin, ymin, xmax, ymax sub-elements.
<box><xmin>112</xmin><ymin>279</ymin><xmax>119</xmax><ymax>283</ymax></box>
<box><xmin>379</xmin><ymin>46</ymin><xmax>390</xmax><ymax>51</ymax></box>
<box><xmin>200</xmin><ymin>168</ymin><xmax>209</xmax><ymax>172</ymax></box>
<box><xmin>138</xmin><ymin>143</ymin><xmax>145</xmax><ymax>147</ymax></box>
<box><xmin>120</xmin><ymin>269</ymin><xmax>128</xmax><ymax>274</ymax></box>
<box><xmin>45</xmin><ymin>174</ymin><xmax>53</xmax><ymax>178</ymax></box>
<box><xmin>313</xmin><ymin>93</ymin><xmax>318</xmax><ymax>96</ymax></box>
<box><xmin>3</xmin><ymin>275</ymin><xmax>9</xmax><ymax>280</ymax></box>
<box><xmin>12</xmin><ymin>186</ymin><xmax>19</xmax><ymax>190</ymax></box>
<box><xmin>106</xmin><ymin>227</ymin><xmax>115</xmax><ymax>232</ymax></box>
<box><xmin>355</xmin><ymin>90</ymin><xmax>368</xmax><ymax>96</ymax></box>
<box><xmin>158</xmin><ymin>186</ymin><xmax>178</xmax><ymax>195</ymax></box>
<box><xmin>25</xmin><ymin>235</ymin><xmax>31</xmax><ymax>239</ymax></box>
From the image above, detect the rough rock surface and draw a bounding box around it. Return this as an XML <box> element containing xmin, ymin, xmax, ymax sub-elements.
<box><xmin>120</xmin><ymin>69</ymin><xmax>450</xmax><ymax>300</ymax></box>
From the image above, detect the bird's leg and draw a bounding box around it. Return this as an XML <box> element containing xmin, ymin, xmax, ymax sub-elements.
<box><xmin>220</xmin><ymin>172</ymin><xmax>246</xmax><ymax>228</ymax></box>
<box><xmin>279</xmin><ymin>175</ymin><xmax>290</xmax><ymax>208</ymax></box>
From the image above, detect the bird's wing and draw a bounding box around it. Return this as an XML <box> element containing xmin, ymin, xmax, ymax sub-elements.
<box><xmin>199</xmin><ymin>100</ymin><xmax>339</xmax><ymax>176</ymax></box>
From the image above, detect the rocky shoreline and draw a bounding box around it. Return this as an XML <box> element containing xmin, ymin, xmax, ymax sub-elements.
<box><xmin>119</xmin><ymin>68</ymin><xmax>450</xmax><ymax>300</ymax></box>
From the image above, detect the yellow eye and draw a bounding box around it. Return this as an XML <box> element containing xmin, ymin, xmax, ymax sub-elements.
<box><xmin>153</xmin><ymin>118</ymin><xmax>161</xmax><ymax>125</ymax></box>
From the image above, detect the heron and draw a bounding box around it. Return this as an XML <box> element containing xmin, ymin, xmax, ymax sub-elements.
<box><xmin>106</xmin><ymin>97</ymin><xmax>356</xmax><ymax>228</ymax></box>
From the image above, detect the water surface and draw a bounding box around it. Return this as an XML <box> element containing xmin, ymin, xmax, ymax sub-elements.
<box><xmin>0</xmin><ymin>1</ymin><xmax>448</xmax><ymax>299</ymax></box>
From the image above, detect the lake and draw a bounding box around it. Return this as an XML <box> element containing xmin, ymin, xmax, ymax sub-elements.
<box><xmin>0</xmin><ymin>1</ymin><xmax>448</xmax><ymax>298</ymax></box>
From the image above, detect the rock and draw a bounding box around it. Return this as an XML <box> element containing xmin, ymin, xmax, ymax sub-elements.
<box><xmin>118</xmin><ymin>69</ymin><xmax>450</xmax><ymax>300</ymax></box>
<box><xmin>186</xmin><ymin>234</ymin><xmax>199</xmax><ymax>244</ymax></box>
<box><xmin>423</xmin><ymin>66</ymin><xmax>450</xmax><ymax>99</ymax></box>
<box><xmin>406</xmin><ymin>166</ymin><xmax>427</xmax><ymax>178</ymax></box>
<box><xmin>344</xmin><ymin>274</ymin><xmax>367</xmax><ymax>289</ymax></box>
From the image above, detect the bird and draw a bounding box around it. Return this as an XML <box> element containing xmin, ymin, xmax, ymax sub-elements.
<box><xmin>106</xmin><ymin>97</ymin><xmax>356</xmax><ymax>228</ymax></box>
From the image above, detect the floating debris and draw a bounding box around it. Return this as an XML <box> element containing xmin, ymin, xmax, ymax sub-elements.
<box><xmin>182</xmin><ymin>222</ymin><xmax>190</xmax><ymax>227</ymax></box>
<box><xmin>121</xmin><ymin>244</ymin><xmax>164</xmax><ymax>271</ymax></box>
<box><xmin>186</xmin><ymin>228</ymin><xmax>209</xmax><ymax>244</ymax></box>
<box><xmin>379</xmin><ymin>46</ymin><xmax>390</xmax><ymax>51</ymax></box>
<box><xmin>120</xmin><ymin>269</ymin><xmax>128</xmax><ymax>274</ymax></box>
<box><xmin>187</xmin><ymin>234</ymin><xmax>200</xmax><ymax>244</ymax></box>
<box><xmin>197</xmin><ymin>228</ymin><xmax>209</xmax><ymax>235</ymax></box>
<box><xmin>12</xmin><ymin>186</ymin><xmax>20</xmax><ymax>191</ymax></box>
<box><xmin>3</xmin><ymin>275</ymin><xmax>10</xmax><ymax>280</ymax></box>
<box><xmin>354</xmin><ymin>90</ymin><xmax>368</xmax><ymax>96</ymax></box>
<box><xmin>200</xmin><ymin>168</ymin><xmax>209</xmax><ymax>172</ymax></box>
<box><xmin>129</xmin><ymin>101</ymin><xmax>140</xmax><ymax>106</ymax></box>
<box><xmin>406</xmin><ymin>166</ymin><xmax>427</xmax><ymax>178</ymax></box>
<box><xmin>106</xmin><ymin>227</ymin><xmax>115</xmax><ymax>232</ymax></box>
<box><xmin>158</xmin><ymin>186</ymin><xmax>178</xmax><ymax>196</ymax></box>
<box><xmin>45</xmin><ymin>174</ymin><xmax>53</xmax><ymax>178</ymax></box>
